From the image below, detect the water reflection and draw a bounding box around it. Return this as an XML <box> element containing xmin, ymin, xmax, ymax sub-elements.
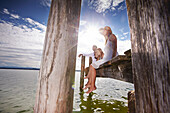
<box><xmin>78</xmin><ymin>91</ymin><xmax>128</xmax><ymax>113</ymax></box>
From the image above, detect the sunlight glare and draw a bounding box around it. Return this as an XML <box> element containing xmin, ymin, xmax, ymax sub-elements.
<box><xmin>86</xmin><ymin>25</ymin><xmax>99</xmax><ymax>40</ymax></box>
<box><xmin>78</xmin><ymin>24</ymin><xmax>105</xmax><ymax>52</ymax></box>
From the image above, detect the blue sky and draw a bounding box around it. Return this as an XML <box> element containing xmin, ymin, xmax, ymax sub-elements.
<box><xmin>0</xmin><ymin>0</ymin><xmax>131</xmax><ymax>69</ymax></box>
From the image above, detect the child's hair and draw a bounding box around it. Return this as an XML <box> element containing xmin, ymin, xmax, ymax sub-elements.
<box><xmin>94</xmin><ymin>48</ymin><xmax>104</xmax><ymax>60</ymax></box>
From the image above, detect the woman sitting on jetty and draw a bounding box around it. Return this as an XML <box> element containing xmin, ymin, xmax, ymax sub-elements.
<box><xmin>83</xmin><ymin>26</ymin><xmax>118</xmax><ymax>94</ymax></box>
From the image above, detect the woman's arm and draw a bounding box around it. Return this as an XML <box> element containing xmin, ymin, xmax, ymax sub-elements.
<box><xmin>78</xmin><ymin>53</ymin><xmax>94</xmax><ymax>57</ymax></box>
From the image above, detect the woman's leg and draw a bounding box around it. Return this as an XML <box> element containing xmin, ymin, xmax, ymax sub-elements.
<box><xmin>84</xmin><ymin>65</ymin><xmax>93</xmax><ymax>79</ymax></box>
<box><xmin>83</xmin><ymin>78</ymin><xmax>91</xmax><ymax>90</ymax></box>
<box><xmin>83</xmin><ymin>65</ymin><xmax>93</xmax><ymax>89</ymax></box>
<box><xmin>86</xmin><ymin>65</ymin><xmax>97</xmax><ymax>94</ymax></box>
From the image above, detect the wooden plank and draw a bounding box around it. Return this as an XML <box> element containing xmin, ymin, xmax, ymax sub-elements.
<box><xmin>96</xmin><ymin>54</ymin><xmax>133</xmax><ymax>83</ymax></box>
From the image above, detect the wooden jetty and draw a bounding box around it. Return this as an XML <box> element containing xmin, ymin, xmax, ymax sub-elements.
<box><xmin>96</xmin><ymin>49</ymin><xmax>133</xmax><ymax>83</ymax></box>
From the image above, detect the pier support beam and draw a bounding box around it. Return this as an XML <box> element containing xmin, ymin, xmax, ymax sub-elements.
<box><xmin>128</xmin><ymin>91</ymin><xmax>136</xmax><ymax>113</ymax></box>
<box><xmin>34</xmin><ymin>0</ymin><xmax>81</xmax><ymax>113</ymax></box>
<box><xmin>80</xmin><ymin>56</ymin><xmax>85</xmax><ymax>91</ymax></box>
<box><xmin>126</xmin><ymin>0</ymin><xmax>170</xmax><ymax>112</ymax></box>
<box><xmin>89</xmin><ymin>57</ymin><xmax>92</xmax><ymax>66</ymax></box>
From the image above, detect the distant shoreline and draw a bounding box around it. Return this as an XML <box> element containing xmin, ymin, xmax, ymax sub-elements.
<box><xmin>0</xmin><ymin>67</ymin><xmax>40</xmax><ymax>70</ymax></box>
<box><xmin>0</xmin><ymin>67</ymin><xmax>81</xmax><ymax>72</ymax></box>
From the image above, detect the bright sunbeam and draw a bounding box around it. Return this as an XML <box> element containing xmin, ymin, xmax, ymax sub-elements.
<box><xmin>78</xmin><ymin>24</ymin><xmax>105</xmax><ymax>54</ymax></box>
<box><xmin>85</xmin><ymin>25</ymin><xmax>99</xmax><ymax>39</ymax></box>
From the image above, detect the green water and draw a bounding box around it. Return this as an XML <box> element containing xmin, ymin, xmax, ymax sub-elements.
<box><xmin>73</xmin><ymin>92</ymin><xmax>128</xmax><ymax>113</ymax></box>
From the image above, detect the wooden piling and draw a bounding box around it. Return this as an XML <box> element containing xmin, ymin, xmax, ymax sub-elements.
<box><xmin>80</xmin><ymin>56</ymin><xmax>85</xmax><ymax>91</ymax></box>
<box><xmin>34</xmin><ymin>0</ymin><xmax>81</xmax><ymax>113</ymax></box>
<box><xmin>126</xmin><ymin>0</ymin><xmax>170</xmax><ymax>112</ymax></box>
<box><xmin>128</xmin><ymin>91</ymin><xmax>136</xmax><ymax>113</ymax></box>
<box><xmin>89</xmin><ymin>57</ymin><xmax>92</xmax><ymax>66</ymax></box>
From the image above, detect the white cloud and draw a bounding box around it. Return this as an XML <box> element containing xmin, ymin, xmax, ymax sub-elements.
<box><xmin>88</xmin><ymin>0</ymin><xmax>125</xmax><ymax>14</ymax></box>
<box><xmin>10</xmin><ymin>14</ymin><xmax>20</xmax><ymax>19</ymax></box>
<box><xmin>123</xmin><ymin>32</ymin><xmax>129</xmax><ymax>35</ymax></box>
<box><xmin>24</xmin><ymin>18</ymin><xmax>46</xmax><ymax>31</ymax></box>
<box><xmin>0</xmin><ymin>13</ymin><xmax>46</xmax><ymax>67</ymax></box>
<box><xmin>118</xmin><ymin>5</ymin><xmax>126</xmax><ymax>11</ymax></box>
<box><xmin>80</xmin><ymin>20</ymin><xmax>87</xmax><ymax>26</ymax></box>
<box><xmin>119</xmin><ymin>31</ymin><xmax>129</xmax><ymax>40</ymax></box>
<box><xmin>41</xmin><ymin>0</ymin><xmax>51</xmax><ymax>7</ymax></box>
<box><xmin>112</xmin><ymin>0</ymin><xmax>124</xmax><ymax>7</ymax></box>
<box><xmin>3</xmin><ymin>8</ymin><xmax>20</xmax><ymax>19</ymax></box>
<box><xmin>117</xmin><ymin>39</ymin><xmax>131</xmax><ymax>55</ymax></box>
<box><xmin>3</xmin><ymin>8</ymin><xmax>10</xmax><ymax>14</ymax></box>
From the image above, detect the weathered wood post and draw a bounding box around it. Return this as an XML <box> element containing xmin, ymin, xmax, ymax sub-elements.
<box><xmin>128</xmin><ymin>91</ymin><xmax>136</xmax><ymax>113</ymax></box>
<box><xmin>80</xmin><ymin>56</ymin><xmax>85</xmax><ymax>91</ymax></box>
<box><xmin>89</xmin><ymin>57</ymin><xmax>92</xmax><ymax>66</ymax></box>
<box><xmin>34</xmin><ymin>0</ymin><xmax>81</xmax><ymax>113</ymax></box>
<box><xmin>126</xmin><ymin>0</ymin><xmax>169</xmax><ymax>112</ymax></box>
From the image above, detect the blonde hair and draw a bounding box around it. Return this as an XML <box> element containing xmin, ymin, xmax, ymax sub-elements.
<box><xmin>104</xmin><ymin>26</ymin><xmax>112</xmax><ymax>45</ymax></box>
<box><xmin>99</xmin><ymin>26</ymin><xmax>112</xmax><ymax>45</ymax></box>
<box><xmin>104</xmin><ymin>26</ymin><xmax>112</xmax><ymax>34</ymax></box>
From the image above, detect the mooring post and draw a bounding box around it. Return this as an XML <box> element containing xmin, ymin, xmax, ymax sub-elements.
<box><xmin>89</xmin><ymin>57</ymin><xmax>92</xmax><ymax>66</ymax></box>
<box><xmin>80</xmin><ymin>56</ymin><xmax>85</xmax><ymax>91</ymax></box>
<box><xmin>34</xmin><ymin>0</ymin><xmax>81</xmax><ymax>113</ymax></box>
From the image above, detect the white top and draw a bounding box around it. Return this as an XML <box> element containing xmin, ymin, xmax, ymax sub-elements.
<box><xmin>82</xmin><ymin>52</ymin><xmax>96</xmax><ymax>63</ymax></box>
<box><xmin>91</xmin><ymin>39</ymin><xmax>118</xmax><ymax>69</ymax></box>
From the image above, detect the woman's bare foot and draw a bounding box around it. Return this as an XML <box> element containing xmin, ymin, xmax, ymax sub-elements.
<box><xmin>86</xmin><ymin>86</ymin><xmax>97</xmax><ymax>94</ymax></box>
<box><xmin>84</xmin><ymin>76</ymin><xmax>89</xmax><ymax>79</ymax></box>
<box><xmin>83</xmin><ymin>85</ymin><xmax>91</xmax><ymax>90</ymax></box>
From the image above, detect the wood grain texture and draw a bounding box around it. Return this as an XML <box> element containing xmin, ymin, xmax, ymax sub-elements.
<box><xmin>34</xmin><ymin>0</ymin><xmax>81</xmax><ymax>112</ymax></box>
<box><xmin>89</xmin><ymin>57</ymin><xmax>92</xmax><ymax>66</ymax></box>
<box><xmin>126</xmin><ymin>0</ymin><xmax>170</xmax><ymax>112</ymax></box>
<box><xmin>128</xmin><ymin>91</ymin><xmax>136</xmax><ymax>113</ymax></box>
<box><xmin>80</xmin><ymin>56</ymin><xmax>85</xmax><ymax>91</ymax></box>
<box><xmin>96</xmin><ymin>50</ymin><xmax>133</xmax><ymax>83</ymax></box>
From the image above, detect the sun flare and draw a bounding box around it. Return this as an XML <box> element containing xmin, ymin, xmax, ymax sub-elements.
<box><xmin>85</xmin><ymin>25</ymin><xmax>100</xmax><ymax>39</ymax></box>
<box><xmin>78</xmin><ymin>24</ymin><xmax>105</xmax><ymax>55</ymax></box>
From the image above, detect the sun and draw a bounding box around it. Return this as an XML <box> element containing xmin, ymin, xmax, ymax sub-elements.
<box><xmin>85</xmin><ymin>25</ymin><xmax>99</xmax><ymax>39</ymax></box>
<box><xmin>78</xmin><ymin>24</ymin><xmax>105</xmax><ymax>52</ymax></box>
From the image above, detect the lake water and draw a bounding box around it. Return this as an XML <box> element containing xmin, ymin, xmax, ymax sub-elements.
<box><xmin>0</xmin><ymin>69</ymin><xmax>134</xmax><ymax>113</ymax></box>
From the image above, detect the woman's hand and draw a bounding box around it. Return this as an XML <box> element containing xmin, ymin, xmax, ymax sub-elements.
<box><xmin>78</xmin><ymin>54</ymin><xmax>83</xmax><ymax>57</ymax></box>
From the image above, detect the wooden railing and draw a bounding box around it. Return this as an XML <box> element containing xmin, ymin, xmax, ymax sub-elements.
<box><xmin>80</xmin><ymin>56</ymin><xmax>92</xmax><ymax>91</ymax></box>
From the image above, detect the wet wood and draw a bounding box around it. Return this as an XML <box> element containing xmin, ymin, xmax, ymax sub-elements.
<box><xmin>96</xmin><ymin>49</ymin><xmax>133</xmax><ymax>83</ymax></box>
<box><xmin>34</xmin><ymin>0</ymin><xmax>81</xmax><ymax>113</ymax></box>
<box><xmin>128</xmin><ymin>91</ymin><xmax>136</xmax><ymax>113</ymax></box>
<box><xmin>80</xmin><ymin>56</ymin><xmax>85</xmax><ymax>91</ymax></box>
<box><xmin>126</xmin><ymin>0</ymin><xmax>170</xmax><ymax>112</ymax></box>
